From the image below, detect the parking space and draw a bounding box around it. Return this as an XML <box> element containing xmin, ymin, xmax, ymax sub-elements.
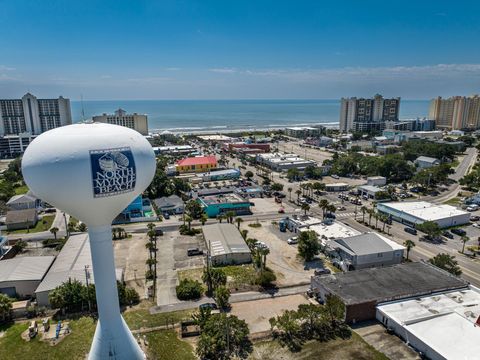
<box><xmin>173</xmin><ymin>233</ymin><xmax>206</xmax><ymax>269</ymax></box>
<box><xmin>250</xmin><ymin>197</ymin><xmax>285</xmax><ymax>214</ymax></box>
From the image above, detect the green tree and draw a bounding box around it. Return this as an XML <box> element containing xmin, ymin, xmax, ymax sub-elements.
<box><xmin>200</xmin><ymin>213</ymin><xmax>208</xmax><ymax>226</ymax></box>
<box><xmin>12</xmin><ymin>239</ymin><xmax>27</xmax><ymax>252</ymax></box>
<box><xmin>287</xmin><ymin>187</ymin><xmax>293</xmax><ymax>201</ymax></box>
<box><xmin>416</xmin><ymin>221</ymin><xmax>441</xmax><ymax>239</ymax></box>
<box><xmin>270</xmin><ymin>183</ymin><xmax>284</xmax><ymax>192</ymax></box>
<box><xmin>240</xmin><ymin>229</ymin><xmax>248</xmax><ymax>240</ymax></box>
<box><xmin>193</xmin><ymin>306</ymin><xmax>212</xmax><ymax>330</ymax></box>
<box><xmin>403</xmin><ymin>239</ymin><xmax>415</xmax><ymax>260</ymax></box>
<box><xmin>0</xmin><ymin>293</ymin><xmax>12</xmax><ymax>323</ymax></box>
<box><xmin>225</xmin><ymin>211</ymin><xmax>236</xmax><ymax>224</ymax></box>
<box><xmin>245</xmin><ymin>170</ymin><xmax>254</xmax><ymax>180</ymax></box>
<box><xmin>185</xmin><ymin>200</ymin><xmax>204</xmax><ymax>219</ymax></box>
<box><xmin>319</xmin><ymin>199</ymin><xmax>329</xmax><ymax>218</ymax></box>
<box><xmin>214</xmin><ymin>285</ymin><xmax>231</xmax><ymax>310</ymax></box>
<box><xmin>78</xmin><ymin>222</ymin><xmax>87</xmax><ymax>232</ymax></box>
<box><xmin>461</xmin><ymin>236</ymin><xmax>470</xmax><ymax>254</ymax></box>
<box><xmin>50</xmin><ymin>226</ymin><xmax>59</xmax><ymax>240</ymax></box>
<box><xmin>324</xmin><ymin>294</ymin><xmax>345</xmax><ymax>327</ymax></box>
<box><xmin>297</xmin><ymin>230</ymin><xmax>320</xmax><ymax>262</ymax></box>
<box><xmin>269</xmin><ymin>309</ymin><xmax>302</xmax><ymax>351</ymax></box>
<box><xmin>429</xmin><ymin>253</ymin><xmax>462</xmax><ymax>276</ymax></box>
<box><xmin>295</xmin><ymin>189</ymin><xmax>302</xmax><ymax>203</ymax></box>
<box><xmin>203</xmin><ymin>267</ymin><xmax>227</xmax><ymax>294</ymax></box>
<box><xmin>287</xmin><ymin>168</ymin><xmax>301</xmax><ymax>182</ymax></box>
<box><xmin>301</xmin><ymin>203</ymin><xmax>310</xmax><ymax>216</ymax></box>
<box><xmin>197</xmin><ymin>314</ymin><xmax>252</xmax><ymax>360</ymax></box>
<box><xmin>176</xmin><ymin>278</ymin><xmax>203</xmax><ymax>300</ymax></box>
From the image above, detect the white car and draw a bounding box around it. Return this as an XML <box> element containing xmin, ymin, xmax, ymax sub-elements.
<box><xmin>287</xmin><ymin>237</ymin><xmax>298</xmax><ymax>245</ymax></box>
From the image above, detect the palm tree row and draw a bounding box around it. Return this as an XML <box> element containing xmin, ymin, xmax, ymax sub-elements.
<box><xmin>145</xmin><ymin>222</ymin><xmax>158</xmax><ymax>297</ymax></box>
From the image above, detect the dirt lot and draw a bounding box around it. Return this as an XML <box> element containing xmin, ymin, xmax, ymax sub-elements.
<box><xmin>353</xmin><ymin>322</ymin><xmax>420</xmax><ymax>360</ymax></box>
<box><xmin>245</xmin><ymin>221</ymin><xmax>324</xmax><ymax>286</ymax></box>
<box><xmin>230</xmin><ymin>294</ymin><xmax>309</xmax><ymax>333</ymax></box>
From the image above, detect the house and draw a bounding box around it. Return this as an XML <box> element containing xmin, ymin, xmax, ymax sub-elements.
<box><xmin>327</xmin><ymin>233</ymin><xmax>404</xmax><ymax>271</ymax></box>
<box><xmin>114</xmin><ymin>195</ymin><xmax>157</xmax><ymax>223</ymax></box>
<box><xmin>5</xmin><ymin>209</ymin><xmax>38</xmax><ymax>231</ymax></box>
<box><xmin>202</xmin><ymin>223</ymin><xmax>251</xmax><ymax>266</ymax></box>
<box><xmin>6</xmin><ymin>191</ymin><xmax>43</xmax><ymax>211</ymax></box>
<box><xmin>175</xmin><ymin>156</ymin><xmax>217</xmax><ymax>173</ymax></box>
<box><xmin>415</xmin><ymin>156</ymin><xmax>440</xmax><ymax>169</ymax></box>
<box><xmin>154</xmin><ymin>195</ymin><xmax>184</xmax><ymax>215</ymax></box>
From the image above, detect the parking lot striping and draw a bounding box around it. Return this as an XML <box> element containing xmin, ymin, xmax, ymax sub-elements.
<box><xmin>336</xmin><ymin>212</ymin><xmax>356</xmax><ymax>219</ymax></box>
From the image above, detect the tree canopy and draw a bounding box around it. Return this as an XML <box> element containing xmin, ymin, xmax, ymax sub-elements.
<box><xmin>297</xmin><ymin>230</ymin><xmax>320</xmax><ymax>262</ymax></box>
<box><xmin>429</xmin><ymin>253</ymin><xmax>462</xmax><ymax>276</ymax></box>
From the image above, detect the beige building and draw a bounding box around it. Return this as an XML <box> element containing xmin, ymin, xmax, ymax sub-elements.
<box><xmin>429</xmin><ymin>95</ymin><xmax>480</xmax><ymax>130</ymax></box>
<box><xmin>92</xmin><ymin>108</ymin><xmax>148</xmax><ymax>135</ymax></box>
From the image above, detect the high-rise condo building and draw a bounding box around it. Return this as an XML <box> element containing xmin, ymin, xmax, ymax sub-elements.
<box><xmin>92</xmin><ymin>108</ymin><xmax>148</xmax><ymax>135</ymax></box>
<box><xmin>429</xmin><ymin>95</ymin><xmax>480</xmax><ymax>130</ymax></box>
<box><xmin>0</xmin><ymin>93</ymin><xmax>72</xmax><ymax>136</ymax></box>
<box><xmin>339</xmin><ymin>94</ymin><xmax>400</xmax><ymax>133</ymax></box>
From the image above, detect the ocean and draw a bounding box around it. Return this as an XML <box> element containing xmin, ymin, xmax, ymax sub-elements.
<box><xmin>71</xmin><ymin>99</ymin><xmax>430</xmax><ymax>134</ymax></box>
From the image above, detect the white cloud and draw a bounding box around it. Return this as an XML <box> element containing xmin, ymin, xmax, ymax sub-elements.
<box><xmin>0</xmin><ymin>65</ymin><xmax>15</xmax><ymax>71</ymax></box>
<box><xmin>209</xmin><ymin>68</ymin><xmax>237</xmax><ymax>74</ymax></box>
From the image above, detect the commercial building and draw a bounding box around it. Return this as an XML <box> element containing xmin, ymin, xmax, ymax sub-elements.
<box><xmin>195</xmin><ymin>168</ymin><xmax>241</xmax><ymax>182</ymax></box>
<box><xmin>311</xmin><ymin>262</ymin><xmax>468</xmax><ymax>323</ymax></box>
<box><xmin>301</xmin><ymin>221</ymin><xmax>360</xmax><ymax>246</ymax></box>
<box><xmin>175</xmin><ymin>156</ymin><xmax>217</xmax><ymax>173</ymax></box>
<box><xmin>328</xmin><ymin>233</ymin><xmax>404</xmax><ymax>271</ymax></box>
<box><xmin>429</xmin><ymin>95</ymin><xmax>480</xmax><ymax>129</ymax></box>
<box><xmin>35</xmin><ymin>233</ymin><xmax>123</xmax><ymax>306</ymax></box>
<box><xmin>191</xmin><ymin>186</ymin><xmax>236</xmax><ymax>198</ymax></box>
<box><xmin>284</xmin><ymin>215</ymin><xmax>323</xmax><ymax>233</ymax></box>
<box><xmin>415</xmin><ymin>156</ymin><xmax>440</xmax><ymax>169</ymax></box>
<box><xmin>198</xmin><ymin>193</ymin><xmax>252</xmax><ymax>218</ymax></box>
<box><xmin>325</xmin><ymin>183</ymin><xmax>349</xmax><ymax>192</ymax></box>
<box><xmin>92</xmin><ymin>108</ymin><xmax>148</xmax><ymax>135</ymax></box>
<box><xmin>384</xmin><ymin>118</ymin><xmax>435</xmax><ymax>132</ymax></box>
<box><xmin>256</xmin><ymin>153</ymin><xmax>317</xmax><ymax>172</ymax></box>
<box><xmin>377</xmin><ymin>201</ymin><xmax>470</xmax><ymax>228</ymax></box>
<box><xmin>0</xmin><ymin>133</ymin><xmax>37</xmax><ymax>157</ymax></box>
<box><xmin>377</xmin><ymin>287</ymin><xmax>480</xmax><ymax>360</ymax></box>
<box><xmin>0</xmin><ymin>93</ymin><xmax>71</xmax><ymax>136</ymax></box>
<box><xmin>203</xmin><ymin>223</ymin><xmax>251</xmax><ymax>266</ymax></box>
<box><xmin>153</xmin><ymin>195</ymin><xmax>184</xmax><ymax>215</ymax></box>
<box><xmin>6</xmin><ymin>191</ymin><xmax>43</xmax><ymax>211</ymax></box>
<box><xmin>285</xmin><ymin>126</ymin><xmax>324</xmax><ymax>138</ymax></box>
<box><xmin>5</xmin><ymin>208</ymin><xmax>38</xmax><ymax>231</ymax></box>
<box><xmin>339</xmin><ymin>94</ymin><xmax>400</xmax><ymax>133</ymax></box>
<box><xmin>0</xmin><ymin>256</ymin><xmax>55</xmax><ymax>298</ymax></box>
<box><xmin>153</xmin><ymin>145</ymin><xmax>196</xmax><ymax>156</ymax></box>
<box><xmin>223</xmin><ymin>142</ymin><xmax>270</xmax><ymax>153</ymax></box>
<box><xmin>358</xmin><ymin>185</ymin><xmax>383</xmax><ymax>199</ymax></box>
<box><xmin>366</xmin><ymin>176</ymin><xmax>386</xmax><ymax>187</ymax></box>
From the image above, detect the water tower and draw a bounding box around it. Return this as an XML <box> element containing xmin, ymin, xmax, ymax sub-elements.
<box><xmin>22</xmin><ymin>123</ymin><xmax>156</xmax><ymax>359</ymax></box>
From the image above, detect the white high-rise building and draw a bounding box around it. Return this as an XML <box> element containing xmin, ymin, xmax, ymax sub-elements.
<box><xmin>92</xmin><ymin>108</ymin><xmax>148</xmax><ymax>135</ymax></box>
<box><xmin>339</xmin><ymin>94</ymin><xmax>400</xmax><ymax>133</ymax></box>
<box><xmin>0</xmin><ymin>93</ymin><xmax>72</xmax><ymax>136</ymax></box>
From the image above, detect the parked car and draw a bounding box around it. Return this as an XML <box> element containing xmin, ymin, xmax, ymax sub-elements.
<box><xmin>163</xmin><ymin>212</ymin><xmax>170</xmax><ymax>219</ymax></box>
<box><xmin>278</xmin><ymin>207</ymin><xmax>285</xmax><ymax>214</ymax></box>
<box><xmin>442</xmin><ymin>231</ymin><xmax>454</xmax><ymax>239</ymax></box>
<box><xmin>467</xmin><ymin>205</ymin><xmax>479</xmax><ymax>212</ymax></box>
<box><xmin>287</xmin><ymin>237</ymin><xmax>298</xmax><ymax>245</ymax></box>
<box><xmin>404</xmin><ymin>227</ymin><xmax>417</xmax><ymax>235</ymax></box>
<box><xmin>451</xmin><ymin>228</ymin><xmax>466</xmax><ymax>236</ymax></box>
<box><xmin>314</xmin><ymin>268</ymin><xmax>331</xmax><ymax>276</ymax></box>
<box><xmin>187</xmin><ymin>248</ymin><xmax>203</xmax><ymax>256</ymax></box>
<box><xmin>471</xmin><ymin>215</ymin><xmax>480</xmax><ymax>221</ymax></box>
<box><xmin>331</xmin><ymin>174</ymin><xmax>340</xmax><ymax>179</ymax></box>
<box><xmin>199</xmin><ymin>303</ymin><xmax>218</xmax><ymax>310</ymax></box>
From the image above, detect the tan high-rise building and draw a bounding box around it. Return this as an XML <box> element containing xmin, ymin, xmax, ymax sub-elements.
<box><xmin>92</xmin><ymin>108</ymin><xmax>148</xmax><ymax>135</ymax></box>
<box><xmin>429</xmin><ymin>95</ymin><xmax>480</xmax><ymax>130</ymax></box>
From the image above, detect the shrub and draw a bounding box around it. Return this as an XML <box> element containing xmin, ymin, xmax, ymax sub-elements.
<box><xmin>176</xmin><ymin>279</ymin><xmax>203</xmax><ymax>300</ymax></box>
<box><xmin>256</xmin><ymin>269</ymin><xmax>277</xmax><ymax>287</ymax></box>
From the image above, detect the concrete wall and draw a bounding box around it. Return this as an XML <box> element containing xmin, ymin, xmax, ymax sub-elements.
<box><xmin>211</xmin><ymin>252</ymin><xmax>251</xmax><ymax>266</ymax></box>
<box><xmin>0</xmin><ymin>280</ymin><xmax>41</xmax><ymax>298</ymax></box>
<box><xmin>354</xmin><ymin>249</ymin><xmax>404</xmax><ymax>269</ymax></box>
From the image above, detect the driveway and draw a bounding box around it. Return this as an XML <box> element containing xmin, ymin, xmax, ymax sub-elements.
<box><xmin>353</xmin><ymin>322</ymin><xmax>420</xmax><ymax>360</ymax></box>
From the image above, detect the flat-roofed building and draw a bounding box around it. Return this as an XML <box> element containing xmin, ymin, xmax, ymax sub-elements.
<box><xmin>153</xmin><ymin>145</ymin><xmax>196</xmax><ymax>156</ymax></box>
<box><xmin>311</xmin><ymin>262</ymin><xmax>468</xmax><ymax>323</ymax></box>
<box><xmin>202</xmin><ymin>223</ymin><xmax>251</xmax><ymax>266</ymax></box>
<box><xmin>92</xmin><ymin>108</ymin><xmax>148</xmax><ymax>135</ymax></box>
<box><xmin>377</xmin><ymin>201</ymin><xmax>470</xmax><ymax>228</ymax></box>
<box><xmin>0</xmin><ymin>256</ymin><xmax>55</xmax><ymax>297</ymax></box>
<box><xmin>328</xmin><ymin>232</ymin><xmax>404</xmax><ymax>271</ymax></box>
<box><xmin>300</xmin><ymin>221</ymin><xmax>360</xmax><ymax>246</ymax></box>
<box><xmin>35</xmin><ymin>233</ymin><xmax>123</xmax><ymax>306</ymax></box>
<box><xmin>198</xmin><ymin>193</ymin><xmax>252</xmax><ymax>218</ymax></box>
<box><xmin>256</xmin><ymin>152</ymin><xmax>317</xmax><ymax>172</ymax></box>
<box><xmin>325</xmin><ymin>183</ymin><xmax>349</xmax><ymax>192</ymax></box>
<box><xmin>358</xmin><ymin>185</ymin><xmax>383</xmax><ymax>199</ymax></box>
<box><xmin>377</xmin><ymin>287</ymin><xmax>480</xmax><ymax>360</ymax></box>
<box><xmin>285</xmin><ymin>126</ymin><xmax>324</xmax><ymax>138</ymax></box>
<box><xmin>176</xmin><ymin>155</ymin><xmax>217</xmax><ymax>173</ymax></box>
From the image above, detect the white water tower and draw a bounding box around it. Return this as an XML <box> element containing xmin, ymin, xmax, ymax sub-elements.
<box><xmin>22</xmin><ymin>123</ymin><xmax>156</xmax><ymax>359</ymax></box>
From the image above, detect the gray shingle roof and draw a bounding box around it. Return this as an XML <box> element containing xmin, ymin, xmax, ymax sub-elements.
<box><xmin>333</xmin><ymin>233</ymin><xmax>395</xmax><ymax>256</ymax></box>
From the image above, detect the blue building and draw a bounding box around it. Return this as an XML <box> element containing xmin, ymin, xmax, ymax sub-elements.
<box><xmin>115</xmin><ymin>195</ymin><xmax>157</xmax><ymax>223</ymax></box>
<box><xmin>198</xmin><ymin>193</ymin><xmax>252</xmax><ymax>218</ymax></box>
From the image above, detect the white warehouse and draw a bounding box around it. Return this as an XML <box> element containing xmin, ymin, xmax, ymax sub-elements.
<box><xmin>377</xmin><ymin>201</ymin><xmax>470</xmax><ymax>228</ymax></box>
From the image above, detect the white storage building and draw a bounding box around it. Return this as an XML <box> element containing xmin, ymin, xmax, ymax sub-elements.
<box><xmin>203</xmin><ymin>223</ymin><xmax>252</xmax><ymax>266</ymax></box>
<box><xmin>377</xmin><ymin>201</ymin><xmax>470</xmax><ymax>228</ymax></box>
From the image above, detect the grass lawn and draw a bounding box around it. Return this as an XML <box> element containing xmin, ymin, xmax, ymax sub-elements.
<box><xmin>14</xmin><ymin>184</ymin><xmax>29</xmax><ymax>195</ymax></box>
<box><xmin>178</xmin><ymin>267</ymin><xmax>204</xmax><ymax>283</ymax></box>
<box><xmin>443</xmin><ymin>197</ymin><xmax>462</xmax><ymax>205</ymax></box>
<box><xmin>249</xmin><ymin>332</ymin><xmax>389</xmax><ymax>360</ymax></box>
<box><xmin>145</xmin><ymin>330</ymin><xmax>196</xmax><ymax>360</ymax></box>
<box><xmin>222</xmin><ymin>264</ymin><xmax>257</xmax><ymax>290</ymax></box>
<box><xmin>7</xmin><ymin>214</ymin><xmax>55</xmax><ymax>234</ymax></box>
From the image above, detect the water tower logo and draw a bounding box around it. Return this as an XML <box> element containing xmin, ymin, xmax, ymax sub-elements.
<box><xmin>90</xmin><ymin>147</ymin><xmax>136</xmax><ymax>198</ymax></box>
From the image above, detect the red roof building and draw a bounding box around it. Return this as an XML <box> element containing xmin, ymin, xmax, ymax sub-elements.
<box><xmin>175</xmin><ymin>156</ymin><xmax>217</xmax><ymax>173</ymax></box>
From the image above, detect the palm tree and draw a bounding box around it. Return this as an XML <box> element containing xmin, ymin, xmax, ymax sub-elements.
<box><xmin>287</xmin><ymin>187</ymin><xmax>293</xmax><ymax>201</ymax></box>
<box><xmin>301</xmin><ymin>203</ymin><xmax>310</xmax><ymax>216</ymax></box>
<box><xmin>200</xmin><ymin>214</ymin><xmax>208</xmax><ymax>226</ymax></box>
<box><xmin>403</xmin><ymin>239</ymin><xmax>415</xmax><ymax>260</ymax></box>
<box><xmin>461</xmin><ymin>236</ymin><xmax>470</xmax><ymax>254</ymax></box>
<box><xmin>367</xmin><ymin>209</ymin><xmax>373</xmax><ymax>226</ymax></box>
<box><xmin>145</xmin><ymin>241</ymin><xmax>156</xmax><ymax>254</ymax></box>
<box><xmin>185</xmin><ymin>215</ymin><xmax>193</xmax><ymax>230</ymax></box>
<box><xmin>225</xmin><ymin>211</ymin><xmax>236</xmax><ymax>224</ymax></box>
<box><xmin>50</xmin><ymin>227</ymin><xmax>59</xmax><ymax>240</ymax></box>
<box><xmin>146</xmin><ymin>258</ymin><xmax>157</xmax><ymax>272</ymax></box>
<box><xmin>295</xmin><ymin>189</ymin><xmax>302</xmax><ymax>204</ymax></box>
<box><xmin>147</xmin><ymin>222</ymin><xmax>155</xmax><ymax>231</ymax></box>
<box><xmin>374</xmin><ymin>213</ymin><xmax>379</xmax><ymax>229</ymax></box>
<box><xmin>327</xmin><ymin>204</ymin><xmax>336</xmax><ymax>216</ymax></box>
<box><xmin>240</xmin><ymin>229</ymin><xmax>248</xmax><ymax>240</ymax></box>
<box><xmin>361</xmin><ymin>206</ymin><xmax>367</xmax><ymax>223</ymax></box>
<box><xmin>258</xmin><ymin>247</ymin><xmax>270</xmax><ymax>270</ymax></box>
<box><xmin>217</xmin><ymin>214</ymin><xmax>226</xmax><ymax>223</ymax></box>
<box><xmin>236</xmin><ymin>217</ymin><xmax>244</xmax><ymax>229</ymax></box>
<box><xmin>319</xmin><ymin>199</ymin><xmax>329</xmax><ymax>218</ymax></box>
<box><xmin>380</xmin><ymin>214</ymin><xmax>388</xmax><ymax>232</ymax></box>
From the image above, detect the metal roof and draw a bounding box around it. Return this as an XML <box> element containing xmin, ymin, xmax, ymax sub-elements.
<box><xmin>202</xmin><ymin>223</ymin><xmax>250</xmax><ymax>257</ymax></box>
<box><xmin>0</xmin><ymin>256</ymin><xmax>55</xmax><ymax>283</ymax></box>
<box><xmin>332</xmin><ymin>232</ymin><xmax>404</xmax><ymax>256</ymax></box>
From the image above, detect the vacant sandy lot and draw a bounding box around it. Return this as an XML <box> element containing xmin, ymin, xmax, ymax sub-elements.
<box><xmin>231</xmin><ymin>294</ymin><xmax>309</xmax><ymax>333</ymax></box>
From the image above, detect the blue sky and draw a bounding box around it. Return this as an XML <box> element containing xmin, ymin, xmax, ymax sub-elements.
<box><xmin>0</xmin><ymin>0</ymin><xmax>479</xmax><ymax>100</ymax></box>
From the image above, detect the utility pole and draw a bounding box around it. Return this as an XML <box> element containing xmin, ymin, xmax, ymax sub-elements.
<box><xmin>85</xmin><ymin>265</ymin><xmax>91</xmax><ymax>312</ymax></box>
<box><xmin>63</xmin><ymin>212</ymin><xmax>69</xmax><ymax>238</ymax></box>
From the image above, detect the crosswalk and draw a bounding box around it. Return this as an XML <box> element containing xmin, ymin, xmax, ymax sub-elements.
<box><xmin>335</xmin><ymin>212</ymin><xmax>356</xmax><ymax>219</ymax></box>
